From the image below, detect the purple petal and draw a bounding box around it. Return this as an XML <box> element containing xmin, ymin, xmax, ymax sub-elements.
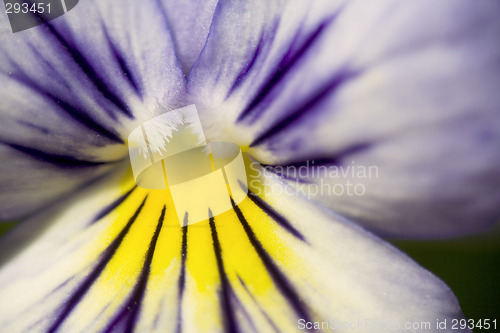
<box><xmin>187</xmin><ymin>0</ymin><xmax>500</xmax><ymax>238</ymax></box>
<box><xmin>158</xmin><ymin>0</ymin><xmax>219</xmax><ymax>75</ymax></box>
<box><xmin>0</xmin><ymin>0</ymin><xmax>187</xmax><ymax>218</ymax></box>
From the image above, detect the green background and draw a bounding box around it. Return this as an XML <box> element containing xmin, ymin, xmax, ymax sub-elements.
<box><xmin>391</xmin><ymin>224</ymin><xmax>500</xmax><ymax>332</ymax></box>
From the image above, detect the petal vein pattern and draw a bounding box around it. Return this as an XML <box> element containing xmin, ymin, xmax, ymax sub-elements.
<box><xmin>0</xmin><ymin>167</ymin><xmax>467</xmax><ymax>332</ymax></box>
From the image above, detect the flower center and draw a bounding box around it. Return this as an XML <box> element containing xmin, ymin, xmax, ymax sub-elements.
<box><xmin>127</xmin><ymin>105</ymin><xmax>249</xmax><ymax>227</ymax></box>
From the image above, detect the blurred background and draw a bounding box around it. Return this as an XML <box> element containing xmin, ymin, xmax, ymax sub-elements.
<box><xmin>391</xmin><ymin>223</ymin><xmax>500</xmax><ymax>332</ymax></box>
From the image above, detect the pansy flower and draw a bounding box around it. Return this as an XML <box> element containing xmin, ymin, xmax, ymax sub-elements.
<box><xmin>1</xmin><ymin>0</ymin><xmax>499</xmax><ymax>332</ymax></box>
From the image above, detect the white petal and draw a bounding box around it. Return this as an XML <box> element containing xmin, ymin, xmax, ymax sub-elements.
<box><xmin>0</xmin><ymin>163</ymin><xmax>468</xmax><ymax>332</ymax></box>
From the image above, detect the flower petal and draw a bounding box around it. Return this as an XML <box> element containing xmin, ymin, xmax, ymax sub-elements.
<box><xmin>158</xmin><ymin>0</ymin><xmax>220</xmax><ymax>75</ymax></box>
<box><xmin>0</xmin><ymin>164</ymin><xmax>468</xmax><ymax>332</ymax></box>
<box><xmin>0</xmin><ymin>0</ymin><xmax>187</xmax><ymax>218</ymax></box>
<box><xmin>0</xmin><ymin>145</ymin><xmax>121</xmax><ymax>219</ymax></box>
<box><xmin>187</xmin><ymin>0</ymin><xmax>500</xmax><ymax>237</ymax></box>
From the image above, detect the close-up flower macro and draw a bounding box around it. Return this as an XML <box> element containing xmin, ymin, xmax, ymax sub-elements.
<box><xmin>1</xmin><ymin>0</ymin><xmax>500</xmax><ymax>332</ymax></box>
